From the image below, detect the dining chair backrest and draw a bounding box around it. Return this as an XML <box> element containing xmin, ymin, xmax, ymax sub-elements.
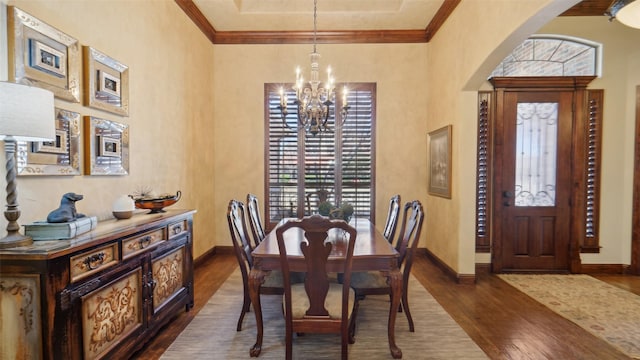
<box><xmin>228</xmin><ymin>199</ymin><xmax>284</xmax><ymax>331</ymax></box>
<box><xmin>275</xmin><ymin>215</ymin><xmax>358</xmax><ymax>360</ymax></box>
<box><xmin>382</xmin><ymin>194</ymin><xmax>401</xmax><ymax>244</ymax></box>
<box><xmin>395</xmin><ymin>200</ymin><xmax>425</xmax><ymax>274</ymax></box>
<box><xmin>246</xmin><ymin>193</ymin><xmax>266</xmax><ymax>247</ymax></box>
<box><xmin>227</xmin><ymin>199</ymin><xmax>254</xmax><ymax>274</ymax></box>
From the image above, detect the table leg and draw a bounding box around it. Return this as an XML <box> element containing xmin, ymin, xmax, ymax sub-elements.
<box><xmin>387</xmin><ymin>268</ymin><xmax>403</xmax><ymax>359</ymax></box>
<box><xmin>248</xmin><ymin>268</ymin><xmax>267</xmax><ymax>357</ymax></box>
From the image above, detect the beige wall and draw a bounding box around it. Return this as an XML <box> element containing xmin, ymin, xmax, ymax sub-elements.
<box><xmin>1</xmin><ymin>0</ymin><xmax>217</xmax><ymax>258</ymax></box>
<box><xmin>211</xmin><ymin>43</ymin><xmax>429</xmax><ymax>250</ymax></box>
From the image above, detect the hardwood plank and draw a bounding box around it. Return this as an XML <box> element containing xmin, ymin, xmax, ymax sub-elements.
<box><xmin>132</xmin><ymin>251</ymin><xmax>640</xmax><ymax>360</ymax></box>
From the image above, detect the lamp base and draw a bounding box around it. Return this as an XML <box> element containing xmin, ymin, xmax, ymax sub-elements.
<box><xmin>0</xmin><ymin>232</ymin><xmax>33</xmax><ymax>249</ymax></box>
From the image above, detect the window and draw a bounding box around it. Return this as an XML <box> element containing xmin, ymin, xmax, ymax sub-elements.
<box><xmin>264</xmin><ymin>83</ymin><xmax>376</xmax><ymax>229</ymax></box>
<box><xmin>490</xmin><ymin>35</ymin><xmax>601</xmax><ymax>77</ymax></box>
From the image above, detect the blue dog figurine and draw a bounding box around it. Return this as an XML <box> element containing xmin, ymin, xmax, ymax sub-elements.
<box><xmin>47</xmin><ymin>193</ymin><xmax>86</xmax><ymax>223</ymax></box>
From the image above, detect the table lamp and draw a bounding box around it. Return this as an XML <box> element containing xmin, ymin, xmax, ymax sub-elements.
<box><xmin>0</xmin><ymin>82</ymin><xmax>55</xmax><ymax>248</ymax></box>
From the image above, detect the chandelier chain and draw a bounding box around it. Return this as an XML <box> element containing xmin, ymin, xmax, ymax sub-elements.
<box><xmin>313</xmin><ymin>0</ymin><xmax>317</xmax><ymax>53</ymax></box>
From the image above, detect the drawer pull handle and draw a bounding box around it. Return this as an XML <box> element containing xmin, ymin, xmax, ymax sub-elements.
<box><xmin>139</xmin><ymin>235</ymin><xmax>152</xmax><ymax>248</ymax></box>
<box><xmin>84</xmin><ymin>252</ymin><xmax>105</xmax><ymax>270</ymax></box>
<box><xmin>172</xmin><ymin>225</ymin><xmax>182</xmax><ymax>235</ymax></box>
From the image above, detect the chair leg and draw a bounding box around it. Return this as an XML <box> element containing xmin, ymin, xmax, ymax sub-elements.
<box><xmin>402</xmin><ymin>289</ymin><xmax>414</xmax><ymax>332</ymax></box>
<box><xmin>285</xmin><ymin>330</ymin><xmax>293</xmax><ymax>360</ymax></box>
<box><xmin>349</xmin><ymin>300</ymin><xmax>360</xmax><ymax>342</ymax></box>
<box><xmin>236</xmin><ymin>292</ymin><xmax>251</xmax><ymax>331</ymax></box>
<box><xmin>348</xmin><ymin>315</ymin><xmax>357</xmax><ymax>344</ymax></box>
<box><xmin>388</xmin><ymin>293</ymin><xmax>402</xmax><ymax>312</ymax></box>
<box><xmin>342</xmin><ymin>335</ymin><xmax>348</xmax><ymax>360</ymax></box>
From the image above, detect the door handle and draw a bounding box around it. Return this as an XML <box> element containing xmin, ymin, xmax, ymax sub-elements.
<box><xmin>503</xmin><ymin>191</ymin><xmax>512</xmax><ymax>206</ymax></box>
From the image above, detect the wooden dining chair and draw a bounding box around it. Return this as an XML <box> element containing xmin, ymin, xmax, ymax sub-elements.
<box><xmin>382</xmin><ymin>194</ymin><xmax>401</xmax><ymax>244</ymax></box>
<box><xmin>227</xmin><ymin>199</ymin><xmax>284</xmax><ymax>331</ymax></box>
<box><xmin>246</xmin><ymin>193</ymin><xmax>266</xmax><ymax>247</ymax></box>
<box><xmin>350</xmin><ymin>200</ymin><xmax>424</xmax><ymax>332</ymax></box>
<box><xmin>275</xmin><ymin>215</ymin><xmax>358</xmax><ymax>360</ymax></box>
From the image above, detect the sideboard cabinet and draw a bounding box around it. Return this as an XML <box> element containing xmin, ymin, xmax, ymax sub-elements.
<box><xmin>0</xmin><ymin>209</ymin><xmax>196</xmax><ymax>360</ymax></box>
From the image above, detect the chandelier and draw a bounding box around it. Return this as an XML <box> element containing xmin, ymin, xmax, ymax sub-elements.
<box><xmin>278</xmin><ymin>0</ymin><xmax>349</xmax><ymax>136</ymax></box>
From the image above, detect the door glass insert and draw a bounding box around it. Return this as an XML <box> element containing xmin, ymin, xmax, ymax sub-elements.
<box><xmin>515</xmin><ymin>102</ymin><xmax>558</xmax><ymax>206</ymax></box>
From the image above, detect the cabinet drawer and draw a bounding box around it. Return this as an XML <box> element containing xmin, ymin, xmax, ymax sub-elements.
<box><xmin>70</xmin><ymin>243</ymin><xmax>119</xmax><ymax>283</ymax></box>
<box><xmin>167</xmin><ymin>219</ymin><xmax>188</xmax><ymax>239</ymax></box>
<box><xmin>122</xmin><ymin>228</ymin><xmax>165</xmax><ymax>259</ymax></box>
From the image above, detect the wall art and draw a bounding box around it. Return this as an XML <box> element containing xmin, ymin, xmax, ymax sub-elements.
<box><xmin>8</xmin><ymin>6</ymin><xmax>81</xmax><ymax>102</ymax></box>
<box><xmin>84</xmin><ymin>116</ymin><xmax>129</xmax><ymax>175</ymax></box>
<box><xmin>428</xmin><ymin>125</ymin><xmax>452</xmax><ymax>198</ymax></box>
<box><xmin>83</xmin><ymin>46</ymin><xmax>129</xmax><ymax>116</ymax></box>
<box><xmin>17</xmin><ymin>108</ymin><xmax>81</xmax><ymax>176</ymax></box>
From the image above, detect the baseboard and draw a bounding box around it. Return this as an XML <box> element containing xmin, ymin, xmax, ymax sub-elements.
<box><xmin>419</xmin><ymin>248</ymin><xmax>476</xmax><ymax>285</ymax></box>
<box><xmin>580</xmin><ymin>263</ymin><xmax>631</xmax><ymax>275</ymax></box>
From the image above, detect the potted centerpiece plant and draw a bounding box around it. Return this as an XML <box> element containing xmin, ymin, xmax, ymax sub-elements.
<box><xmin>318</xmin><ymin>201</ymin><xmax>354</xmax><ymax>223</ymax></box>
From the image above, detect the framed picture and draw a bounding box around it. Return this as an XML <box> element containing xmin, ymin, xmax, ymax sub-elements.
<box><xmin>7</xmin><ymin>6</ymin><xmax>81</xmax><ymax>102</ymax></box>
<box><xmin>98</xmin><ymin>70</ymin><xmax>121</xmax><ymax>97</ymax></box>
<box><xmin>98</xmin><ymin>136</ymin><xmax>121</xmax><ymax>157</ymax></box>
<box><xmin>32</xmin><ymin>130</ymin><xmax>68</xmax><ymax>154</ymax></box>
<box><xmin>428</xmin><ymin>125</ymin><xmax>452</xmax><ymax>198</ymax></box>
<box><xmin>84</xmin><ymin>116</ymin><xmax>129</xmax><ymax>175</ymax></box>
<box><xmin>16</xmin><ymin>108</ymin><xmax>81</xmax><ymax>176</ymax></box>
<box><xmin>83</xmin><ymin>46</ymin><xmax>129</xmax><ymax>116</ymax></box>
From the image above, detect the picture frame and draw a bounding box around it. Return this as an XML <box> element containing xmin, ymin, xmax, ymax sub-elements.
<box><xmin>98</xmin><ymin>135</ymin><xmax>121</xmax><ymax>157</ymax></box>
<box><xmin>16</xmin><ymin>108</ymin><xmax>81</xmax><ymax>176</ymax></box>
<box><xmin>83</xmin><ymin>46</ymin><xmax>129</xmax><ymax>116</ymax></box>
<box><xmin>7</xmin><ymin>6</ymin><xmax>81</xmax><ymax>102</ymax></box>
<box><xmin>428</xmin><ymin>125</ymin><xmax>452</xmax><ymax>198</ymax></box>
<box><xmin>83</xmin><ymin>116</ymin><xmax>129</xmax><ymax>175</ymax></box>
<box><xmin>32</xmin><ymin>130</ymin><xmax>68</xmax><ymax>154</ymax></box>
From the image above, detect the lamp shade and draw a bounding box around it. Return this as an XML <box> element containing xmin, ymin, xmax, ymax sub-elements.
<box><xmin>0</xmin><ymin>82</ymin><xmax>55</xmax><ymax>141</ymax></box>
<box><xmin>616</xmin><ymin>0</ymin><xmax>640</xmax><ymax>29</ymax></box>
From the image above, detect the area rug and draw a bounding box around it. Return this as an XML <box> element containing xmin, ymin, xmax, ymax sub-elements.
<box><xmin>498</xmin><ymin>274</ymin><xmax>640</xmax><ymax>359</ymax></box>
<box><xmin>161</xmin><ymin>270</ymin><xmax>488</xmax><ymax>359</ymax></box>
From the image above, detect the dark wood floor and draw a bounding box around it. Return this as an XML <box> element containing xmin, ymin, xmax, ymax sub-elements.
<box><xmin>132</xmin><ymin>251</ymin><xmax>640</xmax><ymax>360</ymax></box>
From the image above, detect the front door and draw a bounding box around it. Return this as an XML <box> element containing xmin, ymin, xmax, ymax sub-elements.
<box><xmin>495</xmin><ymin>90</ymin><xmax>574</xmax><ymax>271</ymax></box>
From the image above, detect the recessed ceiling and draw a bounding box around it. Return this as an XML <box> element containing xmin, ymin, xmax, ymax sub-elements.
<box><xmin>177</xmin><ymin>0</ymin><xmax>612</xmax><ymax>44</ymax></box>
<box><xmin>193</xmin><ymin>0</ymin><xmax>444</xmax><ymax>31</ymax></box>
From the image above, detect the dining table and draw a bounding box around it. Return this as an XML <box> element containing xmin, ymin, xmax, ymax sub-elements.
<box><xmin>248</xmin><ymin>217</ymin><xmax>404</xmax><ymax>359</ymax></box>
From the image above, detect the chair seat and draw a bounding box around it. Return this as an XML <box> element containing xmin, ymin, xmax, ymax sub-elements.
<box><xmin>289</xmin><ymin>282</ymin><xmax>355</xmax><ymax>319</ymax></box>
<box><xmin>264</xmin><ymin>270</ymin><xmax>306</xmax><ymax>288</ymax></box>
<box><xmin>351</xmin><ymin>271</ymin><xmax>389</xmax><ymax>289</ymax></box>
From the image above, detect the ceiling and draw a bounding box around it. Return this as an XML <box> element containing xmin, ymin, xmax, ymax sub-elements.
<box><xmin>176</xmin><ymin>0</ymin><xmax>614</xmax><ymax>44</ymax></box>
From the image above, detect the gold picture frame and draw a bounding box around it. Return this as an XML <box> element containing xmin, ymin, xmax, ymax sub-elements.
<box><xmin>428</xmin><ymin>125</ymin><xmax>452</xmax><ymax>198</ymax></box>
<box><xmin>7</xmin><ymin>6</ymin><xmax>81</xmax><ymax>102</ymax></box>
<box><xmin>17</xmin><ymin>108</ymin><xmax>81</xmax><ymax>176</ymax></box>
<box><xmin>83</xmin><ymin>46</ymin><xmax>129</xmax><ymax>116</ymax></box>
<box><xmin>84</xmin><ymin>116</ymin><xmax>129</xmax><ymax>175</ymax></box>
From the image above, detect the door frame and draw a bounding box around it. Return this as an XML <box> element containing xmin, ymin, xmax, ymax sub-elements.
<box><xmin>490</xmin><ymin>76</ymin><xmax>596</xmax><ymax>273</ymax></box>
<box><xmin>632</xmin><ymin>85</ymin><xmax>640</xmax><ymax>275</ymax></box>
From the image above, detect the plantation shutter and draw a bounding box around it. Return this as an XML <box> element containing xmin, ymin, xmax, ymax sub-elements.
<box><xmin>264</xmin><ymin>83</ymin><xmax>376</xmax><ymax>229</ymax></box>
